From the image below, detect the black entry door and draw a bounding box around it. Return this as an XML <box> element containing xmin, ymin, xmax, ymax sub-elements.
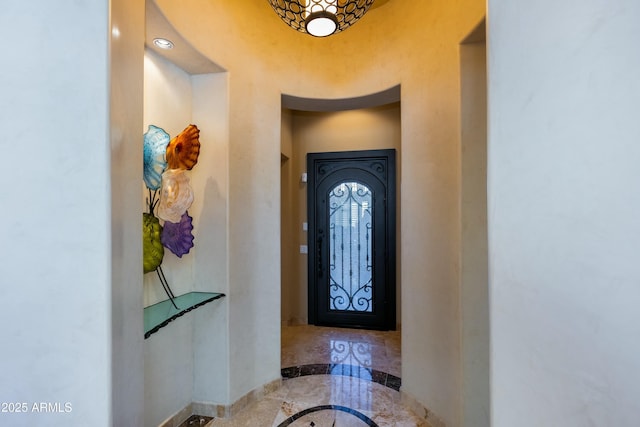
<box><xmin>307</xmin><ymin>149</ymin><xmax>396</xmax><ymax>330</ymax></box>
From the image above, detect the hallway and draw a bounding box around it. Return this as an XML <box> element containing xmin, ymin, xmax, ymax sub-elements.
<box><xmin>207</xmin><ymin>325</ymin><xmax>427</xmax><ymax>426</ymax></box>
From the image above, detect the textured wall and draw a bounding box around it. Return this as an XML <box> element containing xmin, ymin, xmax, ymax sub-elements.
<box><xmin>488</xmin><ymin>0</ymin><xmax>640</xmax><ymax>425</ymax></box>
<box><xmin>153</xmin><ymin>1</ymin><xmax>485</xmax><ymax>424</ymax></box>
<box><xmin>111</xmin><ymin>0</ymin><xmax>146</xmax><ymax>424</ymax></box>
<box><xmin>284</xmin><ymin>105</ymin><xmax>402</xmax><ymax>327</ymax></box>
<box><xmin>0</xmin><ymin>0</ymin><xmax>144</xmax><ymax>425</ymax></box>
<box><xmin>142</xmin><ymin>50</ymin><xmax>194</xmax><ymax>427</ymax></box>
<box><xmin>460</xmin><ymin>40</ymin><xmax>489</xmax><ymax>427</ymax></box>
<box><xmin>143</xmin><ymin>50</ymin><xmax>230</xmax><ymax>425</ymax></box>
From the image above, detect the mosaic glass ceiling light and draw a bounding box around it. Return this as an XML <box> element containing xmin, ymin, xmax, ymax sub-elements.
<box><xmin>268</xmin><ymin>0</ymin><xmax>375</xmax><ymax>37</ymax></box>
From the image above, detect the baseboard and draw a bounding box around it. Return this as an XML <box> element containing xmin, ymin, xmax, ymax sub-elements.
<box><xmin>158</xmin><ymin>378</ymin><xmax>282</xmax><ymax>426</ymax></box>
<box><xmin>400</xmin><ymin>389</ymin><xmax>445</xmax><ymax>427</ymax></box>
<box><xmin>281</xmin><ymin>317</ymin><xmax>308</xmax><ymax>327</ymax></box>
<box><xmin>158</xmin><ymin>403</ymin><xmax>193</xmax><ymax>427</ymax></box>
<box><xmin>194</xmin><ymin>377</ymin><xmax>282</xmax><ymax>419</ymax></box>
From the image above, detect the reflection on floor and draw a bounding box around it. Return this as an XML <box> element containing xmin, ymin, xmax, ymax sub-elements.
<box><xmin>208</xmin><ymin>325</ymin><xmax>428</xmax><ymax>427</ymax></box>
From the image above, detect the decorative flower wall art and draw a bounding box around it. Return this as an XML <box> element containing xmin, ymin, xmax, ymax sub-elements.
<box><xmin>161</xmin><ymin>212</ymin><xmax>195</xmax><ymax>258</ymax></box>
<box><xmin>157</xmin><ymin>169</ymin><xmax>194</xmax><ymax>223</ymax></box>
<box><xmin>142</xmin><ymin>124</ymin><xmax>201</xmax><ymax>307</ymax></box>
<box><xmin>143</xmin><ymin>212</ymin><xmax>164</xmax><ymax>273</ymax></box>
<box><xmin>166</xmin><ymin>124</ymin><xmax>201</xmax><ymax>170</ymax></box>
<box><xmin>143</xmin><ymin>125</ymin><xmax>170</xmax><ymax>191</ymax></box>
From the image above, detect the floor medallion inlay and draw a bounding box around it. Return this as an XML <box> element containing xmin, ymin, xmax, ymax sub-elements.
<box><xmin>208</xmin><ymin>325</ymin><xmax>428</xmax><ymax>427</ymax></box>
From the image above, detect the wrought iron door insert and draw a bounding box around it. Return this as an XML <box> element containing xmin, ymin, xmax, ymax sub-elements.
<box><xmin>329</xmin><ymin>182</ymin><xmax>373</xmax><ymax>312</ymax></box>
<box><xmin>307</xmin><ymin>150</ymin><xmax>396</xmax><ymax>330</ymax></box>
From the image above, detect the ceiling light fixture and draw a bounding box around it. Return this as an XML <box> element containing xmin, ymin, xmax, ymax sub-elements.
<box><xmin>268</xmin><ymin>0</ymin><xmax>375</xmax><ymax>38</ymax></box>
<box><xmin>153</xmin><ymin>38</ymin><xmax>174</xmax><ymax>49</ymax></box>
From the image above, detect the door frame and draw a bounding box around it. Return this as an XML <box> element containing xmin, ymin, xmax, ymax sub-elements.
<box><xmin>307</xmin><ymin>149</ymin><xmax>396</xmax><ymax>330</ymax></box>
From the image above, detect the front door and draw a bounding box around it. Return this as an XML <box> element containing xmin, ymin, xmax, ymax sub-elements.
<box><xmin>307</xmin><ymin>149</ymin><xmax>396</xmax><ymax>330</ymax></box>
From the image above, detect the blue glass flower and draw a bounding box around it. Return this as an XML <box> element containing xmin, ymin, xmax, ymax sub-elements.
<box><xmin>161</xmin><ymin>211</ymin><xmax>195</xmax><ymax>258</ymax></box>
<box><xmin>143</xmin><ymin>125</ymin><xmax>170</xmax><ymax>190</ymax></box>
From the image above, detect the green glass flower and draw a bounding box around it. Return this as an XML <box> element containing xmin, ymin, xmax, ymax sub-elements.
<box><xmin>143</xmin><ymin>213</ymin><xmax>164</xmax><ymax>273</ymax></box>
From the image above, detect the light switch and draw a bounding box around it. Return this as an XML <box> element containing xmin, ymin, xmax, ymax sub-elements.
<box><xmin>301</xmin><ymin>172</ymin><xmax>308</xmax><ymax>183</ymax></box>
<box><xmin>300</xmin><ymin>245</ymin><xmax>308</xmax><ymax>254</ymax></box>
<box><xmin>302</xmin><ymin>222</ymin><xmax>308</xmax><ymax>231</ymax></box>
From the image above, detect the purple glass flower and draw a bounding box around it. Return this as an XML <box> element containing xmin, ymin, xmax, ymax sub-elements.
<box><xmin>161</xmin><ymin>211</ymin><xmax>195</xmax><ymax>258</ymax></box>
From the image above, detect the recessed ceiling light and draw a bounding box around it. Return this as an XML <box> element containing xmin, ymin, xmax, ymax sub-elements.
<box><xmin>153</xmin><ymin>38</ymin><xmax>174</xmax><ymax>49</ymax></box>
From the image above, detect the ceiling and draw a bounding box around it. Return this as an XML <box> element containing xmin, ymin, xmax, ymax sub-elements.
<box><xmin>145</xmin><ymin>0</ymin><xmax>225</xmax><ymax>74</ymax></box>
<box><xmin>282</xmin><ymin>85</ymin><xmax>400</xmax><ymax>112</ymax></box>
<box><xmin>145</xmin><ymin>0</ymin><xmax>399</xmax><ymax>111</ymax></box>
<box><xmin>145</xmin><ymin>0</ymin><xmax>394</xmax><ymax>76</ymax></box>
<box><xmin>370</xmin><ymin>0</ymin><xmax>390</xmax><ymax>10</ymax></box>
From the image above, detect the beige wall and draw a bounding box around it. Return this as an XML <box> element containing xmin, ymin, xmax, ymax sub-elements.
<box><xmin>281</xmin><ymin>108</ymin><xmax>294</xmax><ymax>325</ymax></box>
<box><xmin>111</xmin><ymin>0</ymin><xmax>146</xmax><ymax>424</ymax></box>
<box><xmin>281</xmin><ymin>104</ymin><xmax>402</xmax><ymax>327</ymax></box>
<box><xmin>460</xmin><ymin>40</ymin><xmax>489</xmax><ymax>426</ymax></box>
<box><xmin>143</xmin><ymin>50</ymin><xmax>230</xmax><ymax>425</ymax></box>
<box><xmin>9</xmin><ymin>2</ymin><xmax>640</xmax><ymax>426</ymax></box>
<box><xmin>142</xmin><ymin>50</ymin><xmax>194</xmax><ymax>305</ymax></box>
<box><xmin>155</xmin><ymin>0</ymin><xmax>485</xmax><ymax>423</ymax></box>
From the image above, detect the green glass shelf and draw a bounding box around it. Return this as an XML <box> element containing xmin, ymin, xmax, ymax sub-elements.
<box><xmin>144</xmin><ymin>291</ymin><xmax>225</xmax><ymax>339</ymax></box>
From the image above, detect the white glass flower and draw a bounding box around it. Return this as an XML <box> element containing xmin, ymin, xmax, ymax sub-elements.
<box><xmin>157</xmin><ymin>169</ymin><xmax>194</xmax><ymax>223</ymax></box>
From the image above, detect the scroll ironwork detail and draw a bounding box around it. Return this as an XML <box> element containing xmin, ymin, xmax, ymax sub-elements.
<box><xmin>329</xmin><ymin>181</ymin><xmax>373</xmax><ymax>313</ymax></box>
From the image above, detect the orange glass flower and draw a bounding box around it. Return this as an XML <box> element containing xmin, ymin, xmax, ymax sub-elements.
<box><xmin>166</xmin><ymin>124</ymin><xmax>201</xmax><ymax>170</ymax></box>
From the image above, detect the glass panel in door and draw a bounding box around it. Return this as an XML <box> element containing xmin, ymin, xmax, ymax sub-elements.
<box><xmin>328</xmin><ymin>181</ymin><xmax>373</xmax><ymax>312</ymax></box>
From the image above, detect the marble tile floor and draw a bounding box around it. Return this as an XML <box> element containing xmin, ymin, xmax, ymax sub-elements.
<box><xmin>207</xmin><ymin>325</ymin><xmax>429</xmax><ymax>427</ymax></box>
